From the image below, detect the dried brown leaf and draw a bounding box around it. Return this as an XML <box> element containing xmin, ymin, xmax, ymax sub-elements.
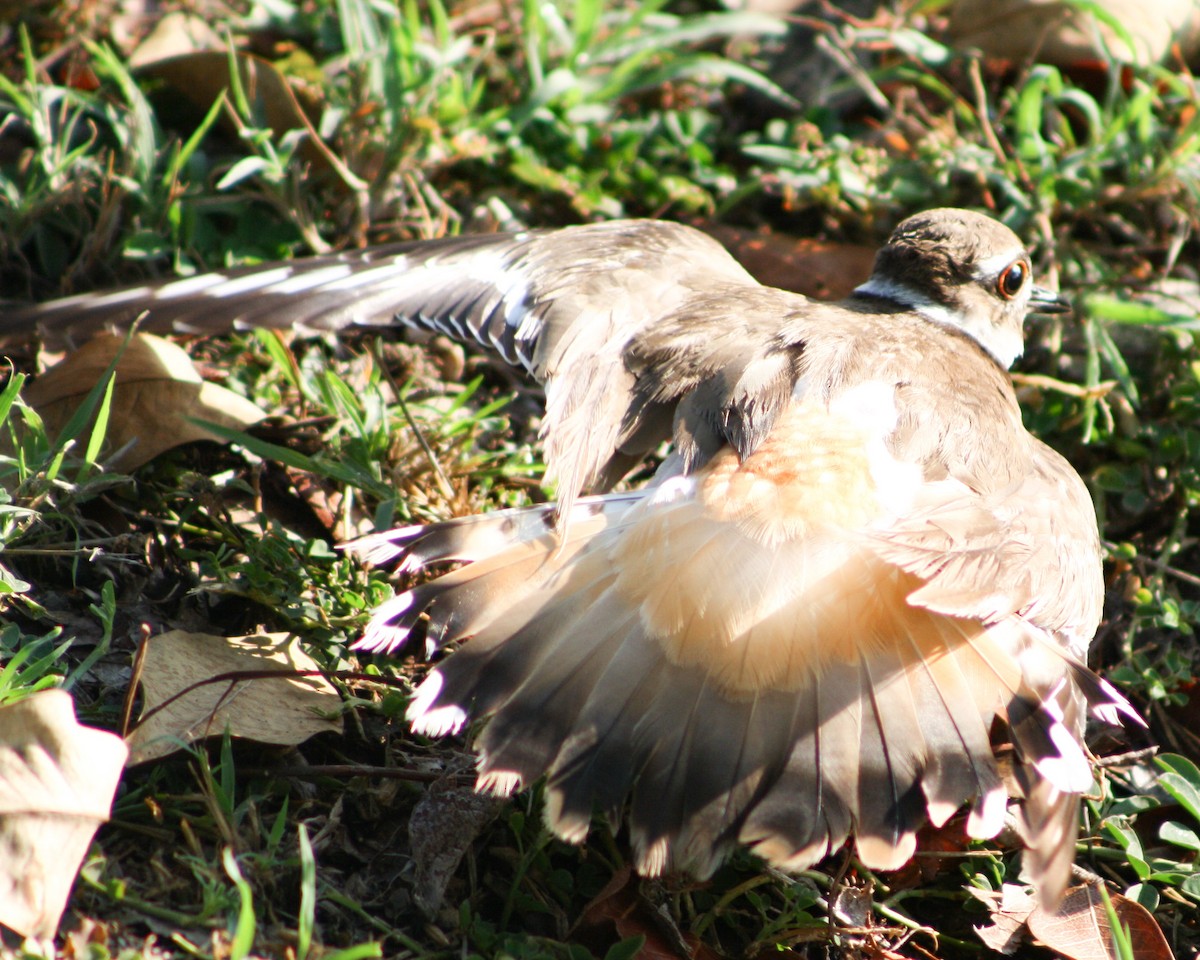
<box><xmin>25</xmin><ymin>333</ymin><xmax>267</xmax><ymax>471</ymax></box>
<box><xmin>127</xmin><ymin>11</ymin><xmax>223</xmax><ymax>67</ymax></box>
<box><xmin>970</xmin><ymin>882</ymin><xmax>1038</xmax><ymax>954</ymax></box>
<box><xmin>1029</xmin><ymin>884</ymin><xmax>1175</xmax><ymax>960</ymax></box>
<box><xmin>945</xmin><ymin>0</ymin><xmax>1200</xmax><ymax>65</ymax></box>
<box><xmin>0</xmin><ymin>690</ymin><xmax>127</xmax><ymax>939</ymax></box>
<box><xmin>126</xmin><ymin>630</ymin><xmax>342</xmax><ymax>765</ymax></box>
<box><xmin>136</xmin><ymin>51</ymin><xmax>365</xmax><ymax>190</ymax></box>
<box><xmin>574</xmin><ymin>866</ymin><xmax>724</xmax><ymax>960</ymax></box>
<box><xmin>409</xmin><ymin>778</ymin><xmax>501</xmax><ymax>916</ymax></box>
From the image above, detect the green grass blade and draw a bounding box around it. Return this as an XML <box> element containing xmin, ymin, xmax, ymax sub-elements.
<box><xmin>222</xmin><ymin>848</ymin><xmax>257</xmax><ymax>960</ymax></box>
<box><xmin>297</xmin><ymin>824</ymin><xmax>316</xmax><ymax>960</ymax></box>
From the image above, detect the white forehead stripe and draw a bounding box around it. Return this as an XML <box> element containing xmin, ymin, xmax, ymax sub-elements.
<box><xmin>972</xmin><ymin>248</ymin><xmax>1026</xmax><ymax>278</ymax></box>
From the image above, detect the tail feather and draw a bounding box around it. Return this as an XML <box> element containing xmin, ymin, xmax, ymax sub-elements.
<box><xmin>473</xmin><ymin>595</ymin><xmax>635</xmax><ymax>791</ymax></box>
<box><xmin>856</xmin><ymin>648</ymin><xmax>926</xmax><ymax>869</ymax></box>
<box><xmin>738</xmin><ymin>696</ymin><xmax>839</xmax><ymax>869</ymax></box>
<box><xmin>659</xmin><ymin>690</ymin><xmax>808</xmax><ymax>874</ymax></box>
<box><xmin>1009</xmin><ymin>678</ymin><xmax>1089</xmax><ymax>906</ymax></box>
<box><xmin>347</xmin><ymin>495</ymin><xmax>641</xmax><ymax>571</ymax></box>
<box><xmin>626</xmin><ymin>681</ymin><xmax>817</xmax><ymax>874</ymax></box>
<box><xmin>1065</xmin><ymin>659</ymin><xmax>1145</xmax><ymax>730</ymax></box>
<box><xmin>902</xmin><ymin>623</ymin><xmax>1007</xmax><ymax>831</ymax></box>
<box><xmin>544</xmin><ymin>633</ymin><xmax>682</xmax><ymax>840</ymax></box>
<box><xmin>627</xmin><ymin>672</ymin><xmax>717</xmax><ymax>874</ymax></box>
<box><xmin>359</xmin><ymin>549</ymin><xmax>569</xmax><ymax>655</ymax></box>
<box><xmin>412</xmin><ymin>568</ymin><xmax>619</xmax><ymax>739</ymax></box>
<box><xmin>384</xmin><ymin>485</ymin><xmax>1129</xmax><ymax>899</ymax></box>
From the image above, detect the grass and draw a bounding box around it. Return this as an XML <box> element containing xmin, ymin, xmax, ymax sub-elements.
<box><xmin>1</xmin><ymin>0</ymin><xmax>1200</xmax><ymax>956</ymax></box>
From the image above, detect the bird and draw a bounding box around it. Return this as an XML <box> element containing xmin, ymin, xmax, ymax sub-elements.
<box><xmin>2</xmin><ymin>209</ymin><xmax>1139</xmax><ymax>904</ymax></box>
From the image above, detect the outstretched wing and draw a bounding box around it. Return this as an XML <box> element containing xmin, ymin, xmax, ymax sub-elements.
<box><xmin>3</xmin><ymin>220</ymin><xmax>786</xmax><ymax>510</ymax></box>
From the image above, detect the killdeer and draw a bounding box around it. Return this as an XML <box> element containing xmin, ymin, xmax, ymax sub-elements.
<box><xmin>2</xmin><ymin>209</ymin><xmax>1139</xmax><ymax>904</ymax></box>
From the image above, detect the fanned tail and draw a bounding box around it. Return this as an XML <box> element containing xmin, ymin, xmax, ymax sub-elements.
<box><xmin>392</xmin><ymin>485</ymin><xmax>1119</xmax><ymax>886</ymax></box>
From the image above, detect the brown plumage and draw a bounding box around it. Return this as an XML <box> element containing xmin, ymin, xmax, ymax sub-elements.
<box><xmin>3</xmin><ymin>209</ymin><xmax>1141</xmax><ymax>903</ymax></box>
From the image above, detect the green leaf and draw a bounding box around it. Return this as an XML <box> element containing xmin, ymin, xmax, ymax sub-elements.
<box><xmin>1182</xmin><ymin>874</ymin><xmax>1200</xmax><ymax>901</ymax></box>
<box><xmin>188</xmin><ymin>419</ymin><xmax>376</xmax><ymax>488</ymax></box>
<box><xmin>1103</xmin><ymin>819</ymin><xmax>1150</xmax><ymax>879</ymax></box>
<box><xmin>319</xmin><ymin>946</ymin><xmax>383</xmax><ymax>960</ymax></box>
<box><xmin>163</xmin><ymin>89</ymin><xmax>226</xmax><ymax>191</ymax></box>
<box><xmin>1097</xmin><ymin>885</ymin><xmax>1135</xmax><ymax>960</ymax></box>
<box><xmin>595</xmin><ymin>11</ymin><xmax>787</xmax><ymax>63</ymax></box>
<box><xmin>297</xmin><ymin>823</ymin><xmax>315</xmax><ymax>960</ymax></box>
<box><xmin>604</xmin><ymin>935</ymin><xmax>646</xmax><ymax>960</ymax></box>
<box><xmin>879</xmin><ymin>27</ymin><xmax>952</xmax><ymax>66</ymax></box>
<box><xmin>78</xmin><ymin>371</ymin><xmax>116</xmax><ymax>477</ymax></box>
<box><xmin>1125</xmin><ymin>883</ymin><xmax>1159</xmax><ymax>912</ymax></box>
<box><xmin>1161</xmin><ymin>820</ymin><xmax>1200</xmax><ymax>851</ymax></box>
<box><xmin>217</xmin><ymin>156</ymin><xmax>273</xmax><ymax>190</ymax></box>
<box><xmin>0</xmin><ymin>369</ymin><xmax>26</xmax><ymax>426</ymax></box>
<box><xmin>1158</xmin><ymin>753</ymin><xmax>1200</xmax><ymax>823</ymax></box>
<box><xmin>1085</xmin><ymin>295</ymin><xmax>1200</xmax><ymax>329</ymax></box>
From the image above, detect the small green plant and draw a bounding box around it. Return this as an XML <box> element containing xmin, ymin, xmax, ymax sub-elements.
<box><xmin>0</xmin><ymin>623</ymin><xmax>69</xmax><ymax>704</ymax></box>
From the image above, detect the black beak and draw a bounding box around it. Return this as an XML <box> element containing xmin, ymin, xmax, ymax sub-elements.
<box><xmin>1029</xmin><ymin>284</ymin><xmax>1071</xmax><ymax>315</ymax></box>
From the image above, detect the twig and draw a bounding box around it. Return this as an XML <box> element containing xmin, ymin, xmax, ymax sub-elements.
<box><xmin>814</xmin><ymin>33</ymin><xmax>890</xmax><ymax>112</ymax></box>
<box><xmin>1109</xmin><ymin>543</ymin><xmax>1200</xmax><ymax>591</ymax></box>
<box><xmin>245</xmin><ymin>764</ymin><xmax>472</xmax><ymax>784</ymax></box>
<box><xmin>373</xmin><ymin>338</ymin><xmax>457</xmax><ymax>502</ymax></box>
<box><xmin>1011</xmin><ymin>372</ymin><xmax>1118</xmax><ymax>400</ymax></box>
<box><xmin>1093</xmin><ymin>746</ymin><xmax>1159</xmax><ymax>768</ymax></box>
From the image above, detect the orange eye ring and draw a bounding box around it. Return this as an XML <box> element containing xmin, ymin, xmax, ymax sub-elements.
<box><xmin>997</xmin><ymin>260</ymin><xmax>1029</xmax><ymax>299</ymax></box>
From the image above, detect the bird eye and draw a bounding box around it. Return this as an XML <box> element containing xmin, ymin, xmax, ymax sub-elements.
<box><xmin>996</xmin><ymin>260</ymin><xmax>1028</xmax><ymax>299</ymax></box>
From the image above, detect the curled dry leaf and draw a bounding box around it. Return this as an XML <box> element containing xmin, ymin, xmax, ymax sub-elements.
<box><xmin>970</xmin><ymin>882</ymin><xmax>1038</xmax><ymax>954</ymax></box>
<box><xmin>0</xmin><ymin>689</ymin><xmax>128</xmax><ymax>939</ymax></box>
<box><xmin>135</xmin><ymin>51</ymin><xmax>366</xmax><ymax>192</ymax></box>
<box><xmin>945</xmin><ymin>0</ymin><xmax>1200</xmax><ymax>66</ymax></box>
<box><xmin>127</xmin><ymin>11</ymin><xmax>223</xmax><ymax>68</ymax></box>
<box><xmin>572</xmin><ymin>865</ymin><xmax>725</xmax><ymax>960</ymax></box>
<box><xmin>1029</xmin><ymin>884</ymin><xmax>1175</xmax><ymax>960</ymax></box>
<box><xmin>125</xmin><ymin>630</ymin><xmax>342</xmax><ymax>765</ymax></box>
<box><xmin>408</xmin><ymin>777</ymin><xmax>501</xmax><ymax>917</ymax></box>
<box><xmin>24</xmin><ymin>333</ymin><xmax>267</xmax><ymax>472</ymax></box>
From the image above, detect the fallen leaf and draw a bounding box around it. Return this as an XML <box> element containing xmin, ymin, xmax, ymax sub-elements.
<box><xmin>24</xmin><ymin>333</ymin><xmax>267</xmax><ymax>471</ymax></box>
<box><xmin>1028</xmin><ymin>884</ymin><xmax>1175</xmax><ymax>960</ymax></box>
<box><xmin>0</xmin><ymin>689</ymin><xmax>128</xmax><ymax>939</ymax></box>
<box><xmin>830</xmin><ymin>884</ymin><xmax>872</xmax><ymax>927</ymax></box>
<box><xmin>127</xmin><ymin>11</ymin><xmax>224</xmax><ymax>67</ymax></box>
<box><xmin>136</xmin><ymin>51</ymin><xmax>366</xmax><ymax>192</ymax></box>
<box><xmin>573</xmin><ymin>867</ymin><xmax>724</xmax><ymax>960</ymax></box>
<box><xmin>125</xmin><ymin>630</ymin><xmax>342</xmax><ymax>764</ymax></box>
<box><xmin>408</xmin><ymin>777</ymin><xmax>501</xmax><ymax>917</ymax></box>
<box><xmin>970</xmin><ymin>883</ymin><xmax>1038</xmax><ymax>954</ymax></box>
<box><xmin>945</xmin><ymin>0</ymin><xmax>1200</xmax><ymax>66</ymax></box>
<box><xmin>885</xmin><ymin>818</ymin><xmax>976</xmax><ymax>890</ymax></box>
